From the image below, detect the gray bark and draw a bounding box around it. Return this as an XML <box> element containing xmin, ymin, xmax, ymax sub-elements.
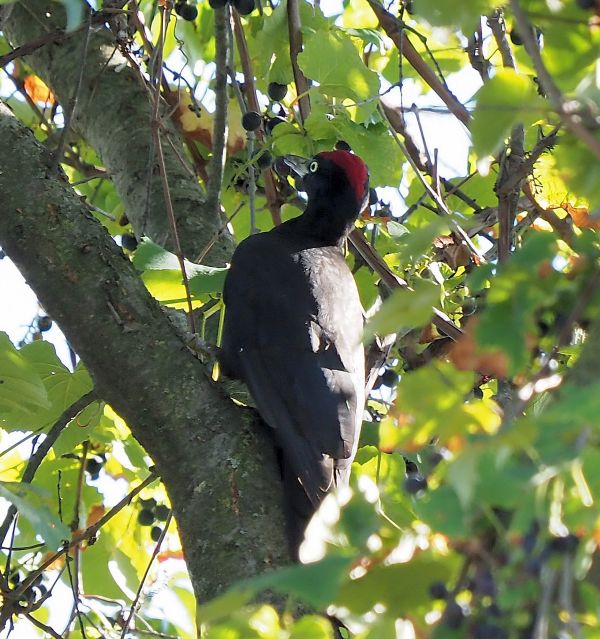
<box><xmin>0</xmin><ymin>100</ymin><xmax>290</xmax><ymax>601</ymax></box>
<box><xmin>1</xmin><ymin>0</ymin><xmax>233</xmax><ymax>266</ymax></box>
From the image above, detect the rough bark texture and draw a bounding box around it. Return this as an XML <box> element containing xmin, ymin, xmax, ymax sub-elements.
<box><xmin>0</xmin><ymin>0</ymin><xmax>233</xmax><ymax>266</ymax></box>
<box><xmin>0</xmin><ymin>101</ymin><xmax>290</xmax><ymax>600</ymax></box>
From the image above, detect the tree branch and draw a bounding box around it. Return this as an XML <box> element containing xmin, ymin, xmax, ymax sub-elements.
<box><xmin>366</xmin><ymin>0</ymin><xmax>471</xmax><ymax>128</ymax></box>
<box><xmin>1</xmin><ymin>0</ymin><xmax>233</xmax><ymax>265</ymax></box>
<box><xmin>0</xmin><ymin>101</ymin><xmax>290</xmax><ymax>602</ymax></box>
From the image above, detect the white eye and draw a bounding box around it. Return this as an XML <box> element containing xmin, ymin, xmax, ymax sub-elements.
<box><xmin>309</xmin><ymin>160</ymin><xmax>319</xmax><ymax>173</ymax></box>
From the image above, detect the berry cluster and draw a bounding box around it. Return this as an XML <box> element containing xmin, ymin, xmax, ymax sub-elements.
<box><xmin>138</xmin><ymin>497</ymin><xmax>171</xmax><ymax>542</ymax></box>
<box><xmin>9</xmin><ymin>572</ymin><xmax>47</xmax><ymax>609</ymax></box>
<box><xmin>238</xmin><ymin>82</ymin><xmax>290</xmax><ymax>171</ymax></box>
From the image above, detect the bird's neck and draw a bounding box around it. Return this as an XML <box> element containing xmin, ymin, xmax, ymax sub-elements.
<box><xmin>296</xmin><ymin>201</ymin><xmax>360</xmax><ymax>246</ymax></box>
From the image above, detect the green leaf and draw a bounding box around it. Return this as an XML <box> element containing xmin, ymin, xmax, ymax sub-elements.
<box><xmin>290</xmin><ymin>616</ymin><xmax>333</xmax><ymax>639</ymax></box>
<box><xmin>0</xmin><ymin>333</ymin><xmax>50</xmax><ymax>429</ymax></box>
<box><xmin>52</xmin><ymin>401</ymin><xmax>102</xmax><ymax>457</ymax></box>
<box><xmin>471</xmin><ymin>69</ymin><xmax>541</xmax><ymax>157</ymax></box>
<box><xmin>298</xmin><ymin>29</ymin><xmax>380</xmax><ymax>121</ymax></box>
<box><xmin>384</xmin><ymin>217</ymin><xmax>448</xmax><ymax>268</ymax></box>
<box><xmin>415</xmin><ymin>485</ymin><xmax>469</xmax><ymax>537</ymax></box>
<box><xmin>336</xmin><ymin>554</ymin><xmax>453</xmax><ymax>614</ymax></box>
<box><xmin>271</xmin><ymin>122</ymin><xmax>312</xmax><ymax>157</ymax></box>
<box><xmin>477</xmin><ymin>232</ymin><xmax>558</xmax><ymax>373</ymax></box>
<box><xmin>21</xmin><ymin>341</ymin><xmax>93</xmax><ymax>420</ymax></box>
<box><xmin>134</xmin><ymin>240</ymin><xmax>227</xmax><ymax>303</ymax></box>
<box><xmin>416</xmin><ymin>0</ymin><xmax>498</xmax><ymax>33</ymax></box>
<box><xmin>243</xmin><ymin>554</ymin><xmax>353</xmax><ymax>608</ymax></box>
<box><xmin>0</xmin><ymin>482</ymin><xmax>70</xmax><ymax>549</ymax></box>
<box><xmin>364</xmin><ymin>279</ymin><xmax>441</xmax><ymax>341</ymax></box>
<box><xmin>197</xmin><ymin>588</ymin><xmax>254</xmax><ymax>624</ymax></box>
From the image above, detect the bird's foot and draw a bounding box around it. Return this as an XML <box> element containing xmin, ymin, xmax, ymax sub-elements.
<box><xmin>185</xmin><ymin>333</ymin><xmax>221</xmax><ymax>364</ymax></box>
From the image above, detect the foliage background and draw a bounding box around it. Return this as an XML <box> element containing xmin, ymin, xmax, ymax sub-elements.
<box><xmin>1</xmin><ymin>0</ymin><xmax>600</xmax><ymax>637</ymax></box>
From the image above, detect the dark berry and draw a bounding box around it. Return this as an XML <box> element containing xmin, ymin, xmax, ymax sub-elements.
<box><xmin>509</xmin><ymin>29</ymin><xmax>523</xmax><ymax>46</ymax></box>
<box><xmin>577</xmin><ymin>0</ymin><xmax>597</xmax><ymax>8</ymax></box>
<box><xmin>335</xmin><ymin>140</ymin><xmax>352</xmax><ymax>151</ymax></box>
<box><xmin>37</xmin><ymin>316</ymin><xmax>52</xmax><ymax>332</ymax></box>
<box><xmin>268</xmin><ymin>82</ymin><xmax>287</xmax><ymax>102</ymax></box>
<box><xmin>121</xmin><ymin>234</ymin><xmax>138</xmax><ymax>251</ymax></box>
<box><xmin>155</xmin><ymin>505</ymin><xmax>170</xmax><ymax>521</ymax></box>
<box><xmin>138</xmin><ymin>509</ymin><xmax>155</xmax><ymax>526</ymax></box>
<box><xmin>85</xmin><ymin>458</ymin><xmax>102</xmax><ymax>477</ymax></box>
<box><xmin>404</xmin><ymin>473</ymin><xmax>428</xmax><ymax>495</ymax></box>
<box><xmin>265</xmin><ymin>116</ymin><xmax>286</xmax><ymax>135</ymax></box>
<box><xmin>380</xmin><ymin>368</ymin><xmax>397</xmax><ymax>387</ymax></box>
<box><xmin>118</xmin><ymin>213</ymin><xmax>129</xmax><ymax>227</ymax></box>
<box><xmin>176</xmin><ymin>3</ymin><xmax>198</xmax><ymax>20</ymax></box>
<box><xmin>256</xmin><ymin>150</ymin><xmax>273</xmax><ymax>170</ymax></box>
<box><xmin>241</xmin><ymin>111</ymin><xmax>262</xmax><ymax>132</ymax></box>
<box><xmin>150</xmin><ymin>525</ymin><xmax>163</xmax><ymax>542</ymax></box>
<box><xmin>429</xmin><ymin>581</ymin><xmax>448</xmax><ymax>600</ymax></box>
<box><xmin>232</xmin><ymin>0</ymin><xmax>254</xmax><ymax>14</ymax></box>
<box><xmin>442</xmin><ymin>601</ymin><xmax>464</xmax><ymax>629</ymax></box>
<box><xmin>368</xmin><ymin>188</ymin><xmax>378</xmax><ymax>206</ymax></box>
<box><xmin>208</xmin><ymin>0</ymin><xmax>228</xmax><ymax>8</ymax></box>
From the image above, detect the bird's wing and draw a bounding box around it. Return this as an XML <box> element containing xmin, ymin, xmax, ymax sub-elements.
<box><xmin>221</xmin><ymin>235</ymin><xmax>364</xmax><ymax>506</ymax></box>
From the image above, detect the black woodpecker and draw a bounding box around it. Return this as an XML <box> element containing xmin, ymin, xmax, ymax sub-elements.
<box><xmin>220</xmin><ymin>150</ymin><xmax>369</xmax><ymax>557</ymax></box>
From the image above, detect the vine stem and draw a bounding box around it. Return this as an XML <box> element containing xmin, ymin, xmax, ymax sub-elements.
<box><xmin>149</xmin><ymin>6</ymin><xmax>196</xmax><ymax>333</ymax></box>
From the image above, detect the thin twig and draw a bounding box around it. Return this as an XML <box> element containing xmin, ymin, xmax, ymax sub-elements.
<box><xmin>379</xmin><ymin>104</ymin><xmax>486</xmax><ymax>262</ymax></box>
<box><xmin>120</xmin><ymin>511</ymin><xmax>173</xmax><ymax>639</ymax></box>
<box><xmin>533</xmin><ymin>564</ymin><xmax>558</xmax><ymax>639</ymax></box>
<box><xmin>488</xmin><ymin>8</ymin><xmax>524</xmax><ymax>263</ymax></box>
<box><xmin>366</xmin><ymin>0</ymin><xmax>471</xmax><ymax>128</ymax></box>
<box><xmin>62</xmin><ymin>442</ymin><xmax>90</xmax><ymax>637</ymax></box>
<box><xmin>195</xmin><ymin>202</ymin><xmax>244</xmax><ymax>263</ymax></box>
<box><xmin>206</xmin><ymin>6</ymin><xmax>229</xmax><ymax>217</ymax></box>
<box><xmin>231</xmin><ymin>11</ymin><xmax>282</xmax><ymax>225</ymax></box>
<box><xmin>26</xmin><ymin>613</ymin><xmax>63</xmax><ymax>639</ymax></box>
<box><xmin>51</xmin><ymin>12</ymin><xmax>92</xmax><ymax>173</ymax></box>
<box><xmin>349</xmin><ymin>229</ymin><xmax>464</xmax><ymax>342</ymax></box>
<box><xmin>287</xmin><ymin>0</ymin><xmax>310</xmax><ymax>123</ymax></box>
<box><xmin>150</xmin><ymin>6</ymin><xmax>196</xmax><ymax>333</ymax></box>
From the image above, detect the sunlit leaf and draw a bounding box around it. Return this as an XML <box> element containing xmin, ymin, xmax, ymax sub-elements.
<box><xmin>0</xmin><ymin>482</ymin><xmax>69</xmax><ymax>549</ymax></box>
<box><xmin>0</xmin><ymin>333</ymin><xmax>50</xmax><ymax>429</ymax></box>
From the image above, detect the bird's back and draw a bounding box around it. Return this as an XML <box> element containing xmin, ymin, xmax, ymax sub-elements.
<box><xmin>221</xmin><ymin>223</ymin><xmax>365</xmax><ymax>508</ymax></box>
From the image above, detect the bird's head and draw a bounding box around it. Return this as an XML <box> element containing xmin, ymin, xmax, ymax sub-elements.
<box><xmin>283</xmin><ymin>150</ymin><xmax>370</xmax><ymax>216</ymax></box>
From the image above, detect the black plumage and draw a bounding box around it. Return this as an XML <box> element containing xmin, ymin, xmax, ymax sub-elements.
<box><xmin>220</xmin><ymin>150</ymin><xmax>369</xmax><ymax>556</ymax></box>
